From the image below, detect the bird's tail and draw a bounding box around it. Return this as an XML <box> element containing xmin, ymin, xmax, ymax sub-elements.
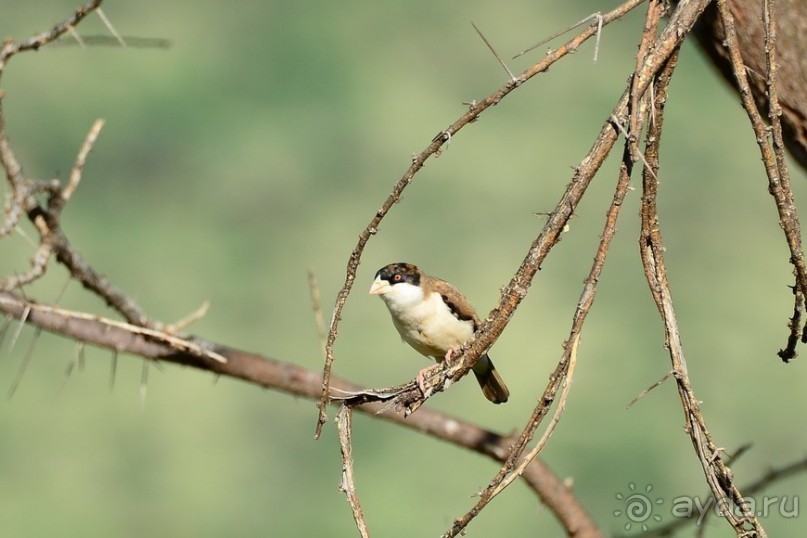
<box><xmin>472</xmin><ymin>354</ymin><xmax>509</xmax><ymax>404</ymax></box>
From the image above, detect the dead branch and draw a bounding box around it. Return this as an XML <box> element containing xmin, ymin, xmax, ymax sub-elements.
<box><xmin>314</xmin><ymin>0</ymin><xmax>649</xmax><ymax>437</ymax></box>
<box><xmin>2</xmin><ymin>1</ymin><xmax>805</xmax><ymax>536</ymax></box>
<box><xmin>693</xmin><ymin>0</ymin><xmax>807</xmax><ymax>172</ymax></box>
<box><xmin>336</xmin><ymin>406</ymin><xmax>370</xmax><ymax>538</ymax></box>
<box><xmin>638</xmin><ymin>40</ymin><xmax>768</xmax><ymax>537</ymax></box>
<box><xmin>0</xmin><ymin>289</ymin><xmax>602</xmax><ymax>537</ymax></box>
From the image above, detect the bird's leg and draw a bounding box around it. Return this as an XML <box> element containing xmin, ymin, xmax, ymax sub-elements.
<box><xmin>416</xmin><ymin>349</ymin><xmax>461</xmax><ymax>397</ymax></box>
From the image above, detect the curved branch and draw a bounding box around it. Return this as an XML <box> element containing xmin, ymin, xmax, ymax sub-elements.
<box><xmin>0</xmin><ymin>291</ymin><xmax>602</xmax><ymax>538</ymax></box>
<box><xmin>314</xmin><ymin>0</ymin><xmax>650</xmax><ymax>436</ymax></box>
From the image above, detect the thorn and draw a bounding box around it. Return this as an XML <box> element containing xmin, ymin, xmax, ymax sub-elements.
<box><xmin>59</xmin><ymin>359</ymin><xmax>76</xmax><ymax>395</ymax></box>
<box><xmin>0</xmin><ymin>315</ymin><xmax>11</xmax><ymax>348</ymax></box>
<box><xmin>166</xmin><ymin>300</ymin><xmax>210</xmax><ymax>333</ymax></box>
<box><xmin>609</xmin><ymin>114</ymin><xmax>658</xmax><ymax>180</ymax></box>
<box><xmin>626</xmin><ymin>370</ymin><xmax>673</xmax><ymax>409</ymax></box>
<box><xmin>66</xmin><ymin>25</ymin><xmax>86</xmax><ymax>49</ymax></box>
<box><xmin>14</xmin><ymin>225</ymin><xmax>36</xmax><ymax>247</ymax></box>
<box><xmin>139</xmin><ymin>360</ymin><xmax>149</xmax><ymax>413</ymax></box>
<box><xmin>8</xmin><ymin>327</ymin><xmax>42</xmax><ymax>398</ymax></box>
<box><xmin>514</xmin><ymin>11</ymin><xmax>604</xmax><ymax>62</ymax></box>
<box><xmin>109</xmin><ymin>349</ymin><xmax>118</xmax><ymax>391</ymax></box>
<box><xmin>96</xmin><ymin>8</ymin><xmax>126</xmax><ymax>47</ymax></box>
<box><xmin>76</xmin><ymin>342</ymin><xmax>86</xmax><ymax>372</ymax></box>
<box><xmin>470</xmin><ymin>21</ymin><xmax>516</xmax><ymax>82</ymax></box>
<box><xmin>8</xmin><ymin>304</ymin><xmax>31</xmax><ymax>352</ymax></box>
<box><xmin>591</xmin><ymin>13</ymin><xmax>603</xmax><ymax>63</ymax></box>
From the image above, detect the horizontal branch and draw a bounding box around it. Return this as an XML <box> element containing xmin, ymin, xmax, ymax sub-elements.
<box><xmin>0</xmin><ymin>291</ymin><xmax>602</xmax><ymax>537</ymax></box>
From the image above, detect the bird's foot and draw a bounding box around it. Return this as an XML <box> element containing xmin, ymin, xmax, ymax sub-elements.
<box><xmin>416</xmin><ymin>363</ymin><xmax>443</xmax><ymax>398</ymax></box>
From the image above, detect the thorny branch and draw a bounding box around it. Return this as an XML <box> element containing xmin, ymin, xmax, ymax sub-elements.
<box><xmin>2</xmin><ymin>1</ymin><xmax>807</xmax><ymax>537</ymax></box>
<box><xmin>638</xmin><ymin>40</ymin><xmax>768</xmax><ymax>538</ymax></box>
<box><xmin>0</xmin><ymin>6</ymin><xmax>603</xmax><ymax>535</ymax></box>
<box><xmin>335</xmin><ymin>406</ymin><xmax>370</xmax><ymax>538</ymax></box>
<box><xmin>322</xmin><ymin>0</ymin><xmax>715</xmax><ymax>419</ymax></box>
<box><xmin>314</xmin><ymin>0</ymin><xmax>649</xmax><ymax>436</ymax></box>
<box><xmin>714</xmin><ymin>0</ymin><xmax>807</xmax><ymax>362</ymax></box>
<box><xmin>644</xmin><ymin>451</ymin><xmax>807</xmax><ymax>537</ymax></box>
<box><xmin>0</xmin><ymin>290</ymin><xmax>602</xmax><ymax>537</ymax></box>
<box><xmin>0</xmin><ymin>0</ymin><xmax>160</xmax><ymax>328</ymax></box>
<box><xmin>323</xmin><ymin>1</ymin><xmax>781</xmax><ymax>535</ymax></box>
<box><xmin>439</xmin><ymin>3</ymin><xmax>676</xmax><ymax>535</ymax></box>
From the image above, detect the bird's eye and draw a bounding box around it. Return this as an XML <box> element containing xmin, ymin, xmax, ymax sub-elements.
<box><xmin>393</xmin><ymin>274</ymin><xmax>402</xmax><ymax>282</ymax></box>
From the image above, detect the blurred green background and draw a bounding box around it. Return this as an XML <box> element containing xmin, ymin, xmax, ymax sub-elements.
<box><xmin>1</xmin><ymin>1</ymin><xmax>806</xmax><ymax>536</ymax></box>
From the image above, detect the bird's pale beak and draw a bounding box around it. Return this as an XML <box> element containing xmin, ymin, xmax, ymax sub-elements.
<box><xmin>369</xmin><ymin>277</ymin><xmax>391</xmax><ymax>295</ymax></box>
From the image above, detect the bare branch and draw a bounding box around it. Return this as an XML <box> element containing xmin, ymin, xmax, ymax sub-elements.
<box><xmin>714</xmin><ymin>0</ymin><xmax>807</xmax><ymax>324</ymax></box>
<box><xmin>52</xmin><ymin>118</ymin><xmax>105</xmax><ymax>216</ymax></box>
<box><xmin>0</xmin><ymin>0</ymin><xmax>104</xmax><ymax>68</ymax></box>
<box><xmin>0</xmin><ymin>290</ymin><xmax>602</xmax><ymax>537</ymax></box>
<box><xmin>638</xmin><ymin>40</ymin><xmax>768</xmax><ymax>536</ymax></box>
<box><xmin>0</xmin><ymin>294</ymin><xmax>226</xmax><ymax>364</ymax></box>
<box><xmin>315</xmin><ymin>0</ymin><xmax>650</xmax><ymax>438</ymax></box>
<box><xmin>336</xmin><ymin>406</ymin><xmax>370</xmax><ymax>538</ymax></box>
<box><xmin>514</xmin><ymin>11</ymin><xmax>605</xmax><ymax>62</ymax></box>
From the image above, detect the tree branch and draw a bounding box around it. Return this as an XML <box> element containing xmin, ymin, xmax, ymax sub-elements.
<box><xmin>0</xmin><ymin>290</ymin><xmax>602</xmax><ymax>537</ymax></box>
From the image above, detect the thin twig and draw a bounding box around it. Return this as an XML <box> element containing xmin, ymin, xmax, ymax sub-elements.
<box><xmin>442</xmin><ymin>69</ymin><xmax>644</xmax><ymax>535</ymax></box>
<box><xmin>52</xmin><ymin>118</ymin><xmax>105</xmax><ymax>216</ymax></box>
<box><xmin>0</xmin><ymin>294</ymin><xmax>227</xmax><ymax>364</ymax></box>
<box><xmin>166</xmin><ymin>301</ymin><xmax>210</xmax><ymax>334</ymax></box>
<box><xmin>336</xmin><ymin>405</ymin><xmax>370</xmax><ymax>538</ymax></box>
<box><xmin>638</xmin><ymin>40</ymin><xmax>768</xmax><ymax>536</ymax></box>
<box><xmin>486</xmin><ymin>333</ymin><xmax>579</xmax><ymax>500</ymax></box>
<box><xmin>715</xmin><ymin>0</ymin><xmax>807</xmax><ymax>317</ymax></box>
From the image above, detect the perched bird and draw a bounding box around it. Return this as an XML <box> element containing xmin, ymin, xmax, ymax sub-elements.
<box><xmin>369</xmin><ymin>262</ymin><xmax>509</xmax><ymax>404</ymax></box>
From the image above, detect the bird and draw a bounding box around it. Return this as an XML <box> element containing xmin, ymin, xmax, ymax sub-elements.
<box><xmin>369</xmin><ymin>262</ymin><xmax>509</xmax><ymax>404</ymax></box>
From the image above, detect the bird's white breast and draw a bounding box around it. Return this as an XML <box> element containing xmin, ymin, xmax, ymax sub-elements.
<box><xmin>379</xmin><ymin>282</ymin><xmax>474</xmax><ymax>360</ymax></box>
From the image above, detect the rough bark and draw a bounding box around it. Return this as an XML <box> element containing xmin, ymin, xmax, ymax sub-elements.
<box><xmin>694</xmin><ymin>0</ymin><xmax>807</xmax><ymax>170</ymax></box>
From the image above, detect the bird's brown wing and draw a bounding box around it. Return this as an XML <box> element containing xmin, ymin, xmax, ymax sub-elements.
<box><xmin>423</xmin><ymin>276</ymin><xmax>481</xmax><ymax>329</ymax></box>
